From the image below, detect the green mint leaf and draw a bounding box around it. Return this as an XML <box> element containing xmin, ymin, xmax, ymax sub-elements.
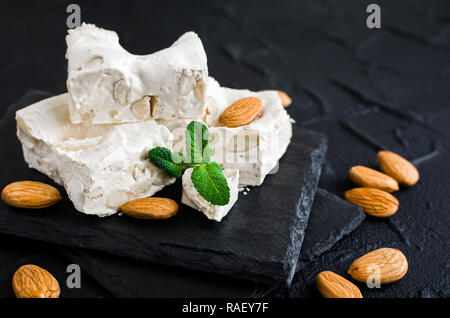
<box><xmin>148</xmin><ymin>147</ymin><xmax>183</xmax><ymax>178</ymax></box>
<box><xmin>191</xmin><ymin>162</ymin><xmax>230</xmax><ymax>206</ymax></box>
<box><xmin>185</xmin><ymin>121</ymin><xmax>212</xmax><ymax>164</ymax></box>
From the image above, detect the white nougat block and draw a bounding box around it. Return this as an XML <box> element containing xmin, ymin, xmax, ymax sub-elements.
<box><xmin>66</xmin><ymin>23</ymin><xmax>208</xmax><ymax>124</ymax></box>
<box><xmin>16</xmin><ymin>93</ymin><xmax>175</xmax><ymax>217</ymax></box>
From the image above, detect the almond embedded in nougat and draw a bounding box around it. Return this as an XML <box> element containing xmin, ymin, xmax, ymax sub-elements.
<box><xmin>12</xmin><ymin>265</ymin><xmax>60</xmax><ymax>298</ymax></box>
<box><xmin>120</xmin><ymin>197</ymin><xmax>179</xmax><ymax>220</ymax></box>
<box><xmin>260</xmin><ymin>90</ymin><xmax>292</xmax><ymax>107</ymax></box>
<box><xmin>348</xmin><ymin>248</ymin><xmax>408</xmax><ymax>284</ymax></box>
<box><xmin>218</xmin><ymin>97</ymin><xmax>262</xmax><ymax>128</ymax></box>
<box><xmin>277</xmin><ymin>90</ymin><xmax>292</xmax><ymax>107</ymax></box>
<box><xmin>344</xmin><ymin>187</ymin><xmax>399</xmax><ymax>217</ymax></box>
<box><xmin>348</xmin><ymin>165</ymin><xmax>399</xmax><ymax>192</ymax></box>
<box><xmin>1</xmin><ymin>181</ymin><xmax>62</xmax><ymax>209</ymax></box>
<box><xmin>316</xmin><ymin>271</ymin><xmax>363</xmax><ymax>298</ymax></box>
<box><xmin>377</xmin><ymin>150</ymin><xmax>419</xmax><ymax>186</ymax></box>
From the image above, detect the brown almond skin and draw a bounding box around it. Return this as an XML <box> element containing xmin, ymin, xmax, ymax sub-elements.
<box><xmin>349</xmin><ymin>165</ymin><xmax>399</xmax><ymax>192</ymax></box>
<box><xmin>120</xmin><ymin>197</ymin><xmax>179</xmax><ymax>220</ymax></box>
<box><xmin>377</xmin><ymin>150</ymin><xmax>419</xmax><ymax>186</ymax></box>
<box><xmin>316</xmin><ymin>271</ymin><xmax>363</xmax><ymax>298</ymax></box>
<box><xmin>277</xmin><ymin>90</ymin><xmax>292</xmax><ymax>107</ymax></box>
<box><xmin>12</xmin><ymin>265</ymin><xmax>60</xmax><ymax>298</ymax></box>
<box><xmin>1</xmin><ymin>181</ymin><xmax>62</xmax><ymax>209</ymax></box>
<box><xmin>344</xmin><ymin>187</ymin><xmax>399</xmax><ymax>217</ymax></box>
<box><xmin>219</xmin><ymin>97</ymin><xmax>262</xmax><ymax>128</ymax></box>
<box><xmin>348</xmin><ymin>248</ymin><xmax>408</xmax><ymax>284</ymax></box>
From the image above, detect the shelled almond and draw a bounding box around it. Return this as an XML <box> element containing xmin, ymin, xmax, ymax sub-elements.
<box><xmin>12</xmin><ymin>265</ymin><xmax>60</xmax><ymax>298</ymax></box>
<box><xmin>218</xmin><ymin>97</ymin><xmax>262</xmax><ymax>128</ymax></box>
<box><xmin>377</xmin><ymin>150</ymin><xmax>419</xmax><ymax>186</ymax></box>
<box><xmin>344</xmin><ymin>187</ymin><xmax>399</xmax><ymax>217</ymax></box>
<box><xmin>316</xmin><ymin>271</ymin><xmax>362</xmax><ymax>298</ymax></box>
<box><xmin>120</xmin><ymin>197</ymin><xmax>179</xmax><ymax>219</ymax></box>
<box><xmin>1</xmin><ymin>181</ymin><xmax>61</xmax><ymax>209</ymax></box>
<box><xmin>348</xmin><ymin>248</ymin><xmax>408</xmax><ymax>284</ymax></box>
<box><xmin>348</xmin><ymin>166</ymin><xmax>399</xmax><ymax>192</ymax></box>
<box><xmin>276</xmin><ymin>90</ymin><xmax>292</xmax><ymax>107</ymax></box>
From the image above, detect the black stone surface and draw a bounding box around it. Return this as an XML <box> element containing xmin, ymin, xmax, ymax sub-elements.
<box><xmin>0</xmin><ymin>91</ymin><xmax>327</xmax><ymax>286</ymax></box>
<box><xmin>0</xmin><ymin>0</ymin><xmax>449</xmax><ymax>297</ymax></box>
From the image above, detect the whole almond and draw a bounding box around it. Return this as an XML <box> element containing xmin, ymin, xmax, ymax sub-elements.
<box><xmin>344</xmin><ymin>187</ymin><xmax>399</xmax><ymax>217</ymax></box>
<box><xmin>120</xmin><ymin>197</ymin><xmax>179</xmax><ymax>219</ymax></box>
<box><xmin>349</xmin><ymin>166</ymin><xmax>399</xmax><ymax>192</ymax></box>
<box><xmin>377</xmin><ymin>150</ymin><xmax>419</xmax><ymax>186</ymax></box>
<box><xmin>12</xmin><ymin>265</ymin><xmax>60</xmax><ymax>298</ymax></box>
<box><xmin>1</xmin><ymin>181</ymin><xmax>62</xmax><ymax>209</ymax></box>
<box><xmin>316</xmin><ymin>271</ymin><xmax>363</xmax><ymax>298</ymax></box>
<box><xmin>348</xmin><ymin>248</ymin><xmax>408</xmax><ymax>284</ymax></box>
<box><xmin>218</xmin><ymin>97</ymin><xmax>262</xmax><ymax>128</ymax></box>
<box><xmin>277</xmin><ymin>90</ymin><xmax>292</xmax><ymax>107</ymax></box>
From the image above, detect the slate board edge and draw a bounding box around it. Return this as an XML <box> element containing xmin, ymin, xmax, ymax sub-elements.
<box><xmin>284</xmin><ymin>136</ymin><xmax>327</xmax><ymax>285</ymax></box>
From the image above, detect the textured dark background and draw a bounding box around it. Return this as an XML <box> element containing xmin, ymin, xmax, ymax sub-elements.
<box><xmin>0</xmin><ymin>0</ymin><xmax>449</xmax><ymax>298</ymax></box>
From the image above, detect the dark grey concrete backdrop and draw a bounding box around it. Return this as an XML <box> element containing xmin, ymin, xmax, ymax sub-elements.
<box><xmin>0</xmin><ymin>0</ymin><xmax>449</xmax><ymax>298</ymax></box>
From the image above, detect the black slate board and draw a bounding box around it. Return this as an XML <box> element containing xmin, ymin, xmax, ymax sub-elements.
<box><xmin>0</xmin><ymin>184</ymin><xmax>365</xmax><ymax>298</ymax></box>
<box><xmin>53</xmin><ymin>187</ymin><xmax>364</xmax><ymax>297</ymax></box>
<box><xmin>0</xmin><ymin>91</ymin><xmax>327</xmax><ymax>286</ymax></box>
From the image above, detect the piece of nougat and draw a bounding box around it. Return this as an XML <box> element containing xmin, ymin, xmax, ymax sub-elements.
<box><xmin>66</xmin><ymin>23</ymin><xmax>208</xmax><ymax>124</ymax></box>
<box><xmin>16</xmin><ymin>93</ymin><xmax>175</xmax><ymax>217</ymax></box>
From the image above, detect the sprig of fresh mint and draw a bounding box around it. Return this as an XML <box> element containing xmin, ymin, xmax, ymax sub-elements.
<box><xmin>148</xmin><ymin>121</ymin><xmax>230</xmax><ymax>206</ymax></box>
